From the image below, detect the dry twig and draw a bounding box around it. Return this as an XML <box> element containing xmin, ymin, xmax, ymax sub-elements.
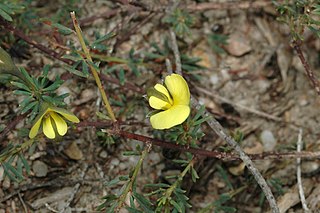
<box><xmin>293</xmin><ymin>41</ymin><xmax>320</xmax><ymax>96</ymax></box>
<box><xmin>296</xmin><ymin>129</ymin><xmax>310</xmax><ymax>212</ymax></box>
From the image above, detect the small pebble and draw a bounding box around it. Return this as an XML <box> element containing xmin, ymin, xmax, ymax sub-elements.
<box><xmin>64</xmin><ymin>141</ymin><xmax>83</xmax><ymax>160</ymax></box>
<box><xmin>301</xmin><ymin>161</ymin><xmax>320</xmax><ymax>174</ymax></box>
<box><xmin>225</xmin><ymin>33</ymin><xmax>252</xmax><ymax>56</ymax></box>
<box><xmin>260</xmin><ymin>130</ymin><xmax>277</xmax><ymax>151</ymax></box>
<box><xmin>57</xmin><ymin>86</ymin><xmax>71</xmax><ymax>105</ymax></box>
<box><xmin>210</xmin><ymin>74</ymin><xmax>219</xmax><ymax>85</ymax></box>
<box><xmin>2</xmin><ymin>176</ymin><xmax>11</xmax><ymax>189</ymax></box>
<box><xmin>99</xmin><ymin>150</ymin><xmax>108</xmax><ymax>159</ymax></box>
<box><xmin>32</xmin><ymin>160</ymin><xmax>48</xmax><ymax>177</ymax></box>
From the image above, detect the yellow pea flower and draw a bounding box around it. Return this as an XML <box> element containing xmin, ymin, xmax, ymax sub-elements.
<box><xmin>29</xmin><ymin>106</ymin><xmax>80</xmax><ymax>139</ymax></box>
<box><xmin>148</xmin><ymin>73</ymin><xmax>190</xmax><ymax>129</ymax></box>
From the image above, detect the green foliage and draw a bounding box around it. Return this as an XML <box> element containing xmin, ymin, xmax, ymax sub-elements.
<box><xmin>208</xmin><ymin>33</ymin><xmax>229</xmax><ymax>54</ymax></box>
<box><xmin>163</xmin><ymin>9</ymin><xmax>194</xmax><ymax>36</ymax></box>
<box><xmin>0</xmin><ymin>139</ymin><xmax>35</xmax><ymax>182</ymax></box>
<box><xmin>198</xmin><ymin>193</ymin><xmax>236</xmax><ymax>213</ymax></box>
<box><xmin>145</xmin><ymin>158</ymin><xmax>196</xmax><ymax>213</ymax></box>
<box><xmin>98</xmin><ymin>148</ymin><xmax>151</xmax><ymax>212</ymax></box>
<box><xmin>0</xmin><ymin>1</ymin><xmax>25</xmax><ymax>22</ymax></box>
<box><xmin>97</xmin><ymin>131</ymin><xmax>116</xmax><ymax>145</ymax></box>
<box><xmin>274</xmin><ymin>0</ymin><xmax>320</xmax><ymax>40</ymax></box>
<box><xmin>216</xmin><ymin>165</ymin><xmax>234</xmax><ymax>191</ymax></box>
<box><xmin>12</xmin><ymin>66</ymin><xmax>66</xmax><ymax>121</ymax></box>
<box><xmin>1</xmin><ymin>153</ymin><xmax>30</xmax><ymax>182</ymax></box>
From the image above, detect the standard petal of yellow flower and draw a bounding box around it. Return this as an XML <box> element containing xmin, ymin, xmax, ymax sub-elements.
<box><xmin>150</xmin><ymin>105</ymin><xmax>190</xmax><ymax>129</ymax></box>
<box><xmin>51</xmin><ymin>106</ymin><xmax>80</xmax><ymax>123</ymax></box>
<box><xmin>149</xmin><ymin>84</ymin><xmax>173</xmax><ymax>110</ymax></box>
<box><xmin>43</xmin><ymin>116</ymin><xmax>56</xmax><ymax>139</ymax></box>
<box><xmin>50</xmin><ymin>112</ymin><xmax>67</xmax><ymax>136</ymax></box>
<box><xmin>28</xmin><ymin>109</ymin><xmax>49</xmax><ymax>138</ymax></box>
<box><xmin>154</xmin><ymin>84</ymin><xmax>173</xmax><ymax>104</ymax></box>
<box><xmin>165</xmin><ymin>74</ymin><xmax>190</xmax><ymax>105</ymax></box>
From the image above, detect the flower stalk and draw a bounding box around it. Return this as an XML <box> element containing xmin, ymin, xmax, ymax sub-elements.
<box><xmin>70</xmin><ymin>11</ymin><xmax>116</xmax><ymax>122</ymax></box>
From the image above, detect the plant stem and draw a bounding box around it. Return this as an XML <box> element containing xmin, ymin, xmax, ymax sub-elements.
<box><xmin>0</xmin><ymin>139</ymin><xmax>35</xmax><ymax>163</ymax></box>
<box><xmin>293</xmin><ymin>40</ymin><xmax>320</xmax><ymax>96</ymax></box>
<box><xmin>70</xmin><ymin>11</ymin><xmax>116</xmax><ymax>122</ymax></box>
<box><xmin>116</xmin><ymin>147</ymin><xmax>150</xmax><ymax>211</ymax></box>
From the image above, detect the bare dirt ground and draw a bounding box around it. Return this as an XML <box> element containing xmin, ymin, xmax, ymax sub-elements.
<box><xmin>1</xmin><ymin>0</ymin><xmax>320</xmax><ymax>212</ymax></box>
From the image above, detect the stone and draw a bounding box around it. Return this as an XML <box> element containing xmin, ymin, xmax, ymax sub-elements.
<box><xmin>260</xmin><ymin>130</ymin><xmax>277</xmax><ymax>152</ymax></box>
<box><xmin>225</xmin><ymin>33</ymin><xmax>251</xmax><ymax>56</ymax></box>
<box><xmin>32</xmin><ymin>160</ymin><xmax>48</xmax><ymax>177</ymax></box>
<box><xmin>64</xmin><ymin>141</ymin><xmax>83</xmax><ymax>160</ymax></box>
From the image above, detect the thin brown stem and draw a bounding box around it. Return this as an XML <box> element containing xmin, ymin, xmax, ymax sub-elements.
<box><xmin>105</xmin><ymin>129</ymin><xmax>320</xmax><ymax>161</ymax></box>
<box><xmin>0</xmin><ymin>19</ymin><xmax>72</xmax><ymax>65</ymax></box>
<box><xmin>293</xmin><ymin>41</ymin><xmax>320</xmax><ymax>95</ymax></box>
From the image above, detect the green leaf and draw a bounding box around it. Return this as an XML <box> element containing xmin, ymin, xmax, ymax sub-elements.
<box><xmin>21</xmin><ymin>101</ymin><xmax>37</xmax><ymax>113</ymax></box>
<box><xmin>126</xmin><ymin>207</ymin><xmax>143</xmax><ymax>213</ymax></box>
<box><xmin>119</xmin><ymin>68</ymin><xmax>125</xmax><ymax>85</ymax></box>
<box><xmin>13</xmin><ymin>89</ymin><xmax>31</xmax><ymax>96</ymax></box>
<box><xmin>0</xmin><ymin>8</ymin><xmax>12</xmax><ymax>21</ymax></box>
<box><xmin>42</xmin><ymin>95</ymin><xmax>58</xmax><ymax>104</ymax></box>
<box><xmin>52</xmin><ymin>23</ymin><xmax>74</xmax><ymax>35</ymax></box>
<box><xmin>42</xmin><ymin>64</ymin><xmax>50</xmax><ymax>77</ymax></box>
<box><xmin>0</xmin><ymin>3</ymin><xmax>14</xmax><ymax>14</ymax></box>
<box><xmin>42</xmin><ymin>79</ymin><xmax>63</xmax><ymax>92</ymax></box>
<box><xmin>193</xmin><ymin>116</ymin><xmax>211</xmax><ymax>126</ymax></box>
<box><xmin>133</xmin><ymin>192</ymin><xmax>154</xmax><ymax>212</ymax></box>
<box><xmin>19</xmin><ymin>96</ymin><xmax>33</xmax><ymax>108</ymax></box>
<box><xmin>62</xmin><ymin>54</ymin><xmax>82</xmax><ymax>61</ymax></box>
<box><xmin>105</xmin><ymin>177</ymin><xmax>121</xmax><ymax>187</ymax></box>
<box><xmin>144</xmin><ymin>183</ymin><xmax>170</xmax><ymax>188</ymax></box>
<box><xmin>170</xmin><ymin>199</ymin><xmax>182</xmax><ymax>212</ymax></box>
<box><xmin>19</xmin><ymin>154</ymin><xmax>31</xmax><ymax>174</ymax></box>
<box><xmin>81</xmin><ymin>60</ymin><xmax>89</xmax><ymax>76</ymax></box>
<box><xmin>19</xmin><ymin>67</ymin><xmax>36</xmax><ymax>88</ymax></box>
<box><xmin>172</xmin><ymin>159</ymin><xmax>189</xmax><ymax>165</ymax></box>
<box><xmin>123</xmin><ymin>151</ymin><xmax>140</xmax><ymax>156</ymax></box>
<box><xmin>11</xmin><ymin>81</ymin><xmax>31</xmax><ymax>92</ymax></box>
<box><xmin>191</xmin><ymin>167</ymin><xmax>199</xmax><ymax>182</ymax></box>
<box><xmin>64</xmin><ymin>65</ymin><xmax>88</xmax><ymax>78</ymax></box>
<box><xmin>92</xmin><ymin>32</ymin><xmax>116</xmax><ymax>45</ymax></box>
<box><xmin>128</xmin><ymin>62</ymin><xmax>140</xmax><ymax>76</ymax></box>
<box><xmin>3</xmin><ymin>161</ymin><xmax>24</xmax><ymax>181</ymax></box>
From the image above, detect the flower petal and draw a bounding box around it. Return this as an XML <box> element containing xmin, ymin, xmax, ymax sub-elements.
<box><xmin>149</xmin><ymin>96</ymin><xmax>172</xmax><ymax>110</ymax></box>
<box><xmin>165</xmin><ymin>74</ymin><xmax>190</xmax><ymax>106</ymax></box>
<box><xmin>154</xmin><ymin>84</ymin><xmax>173</xmax><ymax>104</ymax></box>
<box><xmin>29</xmin><ymin>109</ymin><xmax>49</xmax><ymax>138</ymax></box>
<box><xmin>50</xmin><ymin>106</ymin><xmax>80</xmax><ymax>123</ymax></box>
<box><xmin>148</xmin><ymin>84</ymin><xmax>174</xmax><ymax>110</ymax></box>
<box><xmin>43</xmin><ymin>116</ymin><xmax>56</xmax><ymax>139</ymax></box>
<box><xmin>29</xmin><ymin>116</ymin><xmax>43</xmax><ymax>138</ymax></box>
<box><xmin>50</xmin><ymin>112</ymin><xmax>67</xmax><ymax>136</ymax></box>
<box><xmin>150</xmin><ymin>105</ymin><xmax>190</xmax><ymax>129</ymax></box>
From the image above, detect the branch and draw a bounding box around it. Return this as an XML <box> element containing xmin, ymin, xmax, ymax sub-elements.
<box><xmin>293</xmin><ymin>41</ymin><xmax>320</xmax><ymax>96</ymax></box>
<box><xmin>0</xmin><ymin>19</ymin><xmax>72</xmax><ymax>65</ymax></box>
<box><xmin>296</xmin><ymin>129</ymin><xmax>310</xmax><ymax>212</ymax></box>
<box><xmin>0</xmin><ymin>113</ymin><xmax>27</xmax><ymax>142</ymax></box>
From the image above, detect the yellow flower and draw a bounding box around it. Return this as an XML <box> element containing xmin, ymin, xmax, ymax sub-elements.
<box><xmin>29</xmin><ymin>106</ymin><xmax>80</xmax><ymax>139</ymax></box>
<box><xmin>148</xmin><ymin>74</ymin><xmax>190</xmax><ymax>129</ymax></box>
